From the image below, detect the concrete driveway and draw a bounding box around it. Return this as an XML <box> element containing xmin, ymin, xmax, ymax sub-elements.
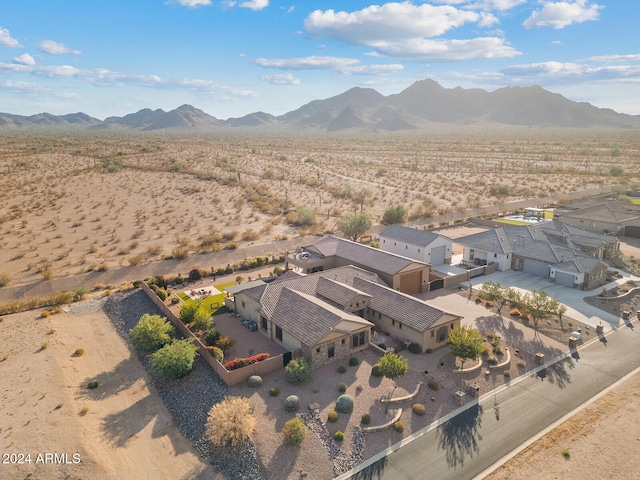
<box><xmin>468</xmin><ymin>269</ymin><xmax>640</xmax><ymax>331</ymax></box>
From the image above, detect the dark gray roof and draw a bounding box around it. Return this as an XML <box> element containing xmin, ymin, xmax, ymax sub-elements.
<box><xmin>560</xmin><ymin>201</ymin><xmax>640</xmax><ymax>224</ymax></box>
<box><xmin>316</xmin><ymin>276</ymin><xmax>371</xmax><ymax>309</ymax></box>
<box><xmin>271</xmin><ymin>288</ymin><xmax>372</xmax><ymax>347</ymax></box>
<box><xmin>379</xmin><ymin>224</ymin><xmax>448</xmax><ymax>247</ymax></box>
<box><xmin>225</xmin><ymin>279</ymin><xmax>266</xmax><ymax>295</ymax></box>
<box><xmin>554</xmin><ymin>256</ymin><xmax>603</xmax><ymax>274</ymax></box>
<box><xmin>455</xmin><ymin>223</ymin><xmax>612</xmax><ymax>272</ymax></box>
<box><xmin>353</xmin><ymin>277</ymin><xmax>458</xmax><ymax>332</ymax></box>
<box><xmin>309</xmin><ymin>235</ymin><xmax>427</xmax><ymax>275</ymax></box>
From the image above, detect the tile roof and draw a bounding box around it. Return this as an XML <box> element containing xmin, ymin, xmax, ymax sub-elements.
<box><xmin>379</xmin><ymin>224</ymin><xmax>448</xmax><ymax>247</ymax></box>
<box><xmin>560</xmin><ymin>201</ymin><xmax>640</xmax><ymax>224</ymax></box>
<box><xmin>352</xmin><ymin>277</ymin><xmax>458</xmax><ymax>332</ymax></box>
<box><xmin>309</xmin><ymin>235</ymin><xmax>427</xmax><ymax>275</ymax></box>
<box><xmin>316</xmin><ymin>276</ymin><xmax>371</xmax><ymax>309</ymax></box>
<box><xmin>271</xmin><ymin>288</ymin><xmax>372</xmax><ymax>347</ymax></box>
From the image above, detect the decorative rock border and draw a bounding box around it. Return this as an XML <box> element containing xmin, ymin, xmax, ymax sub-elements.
<box><xmin>380</xmin><ymin>382</ymin><xmax>423</xmax><ymax>404</ymax></box>
<box><xmin>453</xmin><ymin>357</ymin><xmax>483</xmax><ymax>374</ymax></box>
<box><xmin>489</xmin><ymin>347</ymin><xmax>511</xmax><ymax>369</ymax></box>
<box><xmin>361</xmin><ymin>408</ymin><xmax>403</xmax><ymax>433</ymax></box>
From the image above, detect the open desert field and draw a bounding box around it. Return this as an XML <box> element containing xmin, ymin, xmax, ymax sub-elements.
<box><xmin>0</xmin><ymin>129</ymin><xmax>638</xmax><ymax>288</ymax></box>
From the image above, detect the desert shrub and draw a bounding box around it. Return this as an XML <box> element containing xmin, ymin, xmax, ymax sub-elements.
<box><xmin>225</xmin><ymin>265</ymin><xmax>234</xmax><ymax>274</ymax></box>
<box><xmin>247</xmin><ymin>375</ymin><xmax>263</xmax><ymax>388</ymax></box>
<box><xmin>189</xmin><ymin>268</ymin><xmax>202</xmax><ymax>281</ymax></box>
<box><xmin>150</xmin><ymin>339</ymin><xmax>198</xmax><ymax>379</ymax></box>
<box><xmin>87</xmin><ymin>381</ymin><xmax>98</xmax><ymax>389</ymax></box>
<box><xmin>215</xmin><ymin>336</ymin><xmax>235</xmax><ymax>353</ymax></box>
<box><xmin>73</xmin><ymin>287</ymin><xmax>89</xmax><ymax>301</ymax></box>
<box><xmin>269</xmin><ymin>387</ymin><xmax>280</xmax><ymax>397</ymax></box>
<box><xmin>171</xmin><ymin>296</ymin><xmax>180</xmax><ymax>305</ymax></box>
<box><xmin>188</xmin><ymin>308</ymin><xmax>211</xmax><ymax>332</ymax></box>
<box><xmin>284</xmin><ymin>395</ymin><xmax>300</xmax><ymax>412</ymax></box>
<box><xmin>285</xmin><ymin>358</ymin><xmax>312</xmax><ymax>383</ymax></box>
<box><xmin>0</xmin><ymin>273</ymin><xmax>11</xmax><ymax>288</ymax></box>
<box><xmin>156</xmin><ymin>289</ymin><xmax>168</xmax><ymax>302</ymax></box>
<box><xmin>503</xmin><ymin>370</ymin><xmax>511</xmax><ymax>378</ymax></box>
<box><xmin>562</xmin><ymin>449</ymin><xmax>571</xmax><ymax>458</ymax></box>
<box><xmin>205</xmin><ymin>328</ymin><xmax>222</xmax><ymax>346</ymax></box>
<box><xmin>349</xmin><ymin>357</ymin><xmax>359</xmax><ymax>367</ymax></box>
<box><xmin>132</xmin><ymin>279</ymin><xmax>143</xmax><ymax>288</ymax></box>
<box><xmin>242</xmin><ymin>229</ymin><xmax>259</xmax><ymax>241</ymax></box>
<box><xmin>428</xmin><ymin>379</ymin><xmax>439</xmax><ymax>391</ymax></box>
<box><xmin>206</xmin><ymin>396</ymin><xmax>255</xmax><ymax>447</ymax></box>
<box><xmin>486</xmin><ymin>331</ymin><xmax>496</xmax><ymax>340</ymax></box>
<box><xmin>337</xmin><ymin>365</ymin><xmax>347</xmax><ymax>374</ymax></box>
<box><xmin>517</xmin><ymin>360</ymin><xmax>526</xmax><ymax>369</ymax></box>
<box><xmin>488</xmin><ymin>355</ymin><xmax>498</xmax><ymax>364</ymax></box>
<box><xmin>361</xmin><ymin>413</ymin><xmax>371</xmax><ymax>425</ymax></box>
<box><xmin>205</xmin><ymin>346</ymin><xmax>224</xmax><ymax>363</ymax></box>
<box><xmin>491</xmin><ymin>336</ymin><xmax>501</xmax><ymax>347</ymax></box>
<box><xmin>327</xmin><ymin>410</ymin><xmax>339</xmax><ymax>422</ymax></box>
<box><xmin>407</xmin><ymin>343</ymin><xmax>422</xmax><ymax>354</ymax></box>
<box><xmin>393</xmin><ymin>421</ymin><xmax>404</xmax><ymax>433</ymax></box>
<box><xmin>40</xmin><ymin>342</ymin><xmax>48</xmax><ymax>350</ymax></box>
<box><xmin>74</xmin><ymin>348</ymin><xmax>85</xmax><ymax>357</ymax></box>
<box><xmin>493</xmin><ymin>345</ymin><xmax>503</xmax><ymax>355</ymax></box>
<box><xmin>338</xmin><ymin>382</ymin><xmax>347</xmax><ymax>393</ymax></box>
<box><xmin>510</xmin><ymin>308</ymin><xmax>521</xmax><ymax>316</ymax></box>
<box><xmin>371</xmin><ymin>364</ymin><xmax>383</xmax><ymax>377</ymax></box>
<box><xmin>412</xmin><ymin>403</ymin><xmax>426</xmax><ymax>416</ymax></box>
<box><xmin>40</xmin><ymin>310</ymin><xmax>51</xmax><ymax>318</ymax></box>
<box><xmin>130</xmin><ymin>314</ymin><xmax>174</xmax><ymax>354</ymax></box>
<box><xmin>171</xmin><ymin>246</ymin><xmax>190</xmax><ymax>260</ymax></box>
<box><xmin>334</xmin><ymin>431</ymin><xmax>344</xmax><ymax>442</ymax></box>
<box><xmin>335</xmin><ymin>394</ymin><xmax>354</xmax><ymax>413</ymax></box>
<box><xmin>282</xmin><ymin>417</ymin><xmax>306</xmax><ymax>445</ymax></box>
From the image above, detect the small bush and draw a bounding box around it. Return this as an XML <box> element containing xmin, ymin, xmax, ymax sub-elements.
<box><xmin>156</xmin><ymin>289</ymin><xmax>168</xmax><ymax>302</ymax></box>
<box><xmin>428</xmin><ymin>379</ymin><xmax>439</xmax><ymax>391</ymax></box>
<box><xmin>431</xmin><ymin>396</ymin><xmax>436</xmax><ymax>402</ymax></box>
<box><xmin>269</xmin><ymin>387</ymin><xmax>280</xmax><ymax>397</ymax></box>
<box><xmin>150</xmin><ymin>339</ymin><xmax>198</xmax><ymax>379</ymax></box>
<box><xmin>493</xmin><ymin>345</ymin><xmax>503</xmax><ymax>355</ymax></box>
<box><xmin>87</xmin><ymin>381</ymin><xmax>98</xmax><ymax>389</ymax></box>
<box><xmin>361</xmin><ymin>413</ymin><xmax>371</xmax><ymax>425</ymax></box>
<box><xmin>285</xmin><ymin>358</ymin><xmax>312</xmax><ymax>383</ymax></box>
<box><xmin>189</xmin><ymin>268</ymin><xmax>202</xmax><ymax>281</ymax></box>
<box><xmin>205</xmin><ymin>328</ymin><xmax>222</xmax><ymax>346</ymax></box>
<box><xmin>407</xmin><ymin>343</ymin><xmax>422</xmax><ymax>354</ymax></box>
<box><xmin>282</xmin><ymin>417</ymin><xmax>306</xmax><ymax>445</ymax></box>
<box><xmin>393</xmin><ymin>421</ymin><xmax>404</xmax><ymax>433</ymax></box>
<box><xmin>206</xmin><ymin>346</ymin><xmax>224</xmax><ymax>363</ymax></box>
<box><xmin>562</xmin><ymin>449</ymin><xmax>571</xmax><ymax>458</ymax></box>
<box><xmin>41</xmin><ymin>310</ymin><xmax>51</xmax><ymax>318</ymax></box>
<box><xmin>327</xmin><ymin>410</ymin><xmax>339</xmax><ymax>422</ymax></box>
<box><xmin>247</xmin><ymin>375</ymin><xmax>263</xmax><ymax>388</ymax></box>
<box><xmin>371</xmin><ymin>364</ymin><xmax>383</xmax><ymax>377</ymax></box>
<box><xmin>334</xmin><ymin>431</ymin><xmax>344</xmax><ymax>442</ymax></box>
<box><xmin>79</xmin><ymin>407</ymin><xmax>89</xmax><ymax>416</ymax></box>
<box><xmin>284</xmin><ymin>395</ymin><xmax>300</xmax><ymax>412</ymax></box>
<box><xmin>335</xmin><ymin>394</ymin><xmax>354</xmax><ymax>413</ymax></box>
<box><xmin>503</xmin><ymin>370</ymin><xmax>511</xmax><ymax>378</ymax></box>
<box><xmin>488</xmin><ymin>355</ymin><xmax>498</xmax><ymax>364</ymax></box>
<box><xmin>130</xmin><ymin>314</ymin><xmax>174</xmax><ymax>354</ymax></box>
<box><xmin>338</xmin><ymin>382</ymin><xmax>347</xmax><ymax>393</ymax></box>
<box><xmin>40</xmin><ymin>343</ymin><xmax>48</xmax><ymax>350</ymax></box>
<box><xmin>74</xmin><ymin>348</ymin><xmax>85</xmax><ymax>357</ymax></box>
<box><xmin>412</xmin><ymin>403</ymin><xmax>426</xmax><ymax>416</ymax></box>
<box><xmin>510</xmin><ymin>309</ymin><xmax>521</xmax><ymax>316</ymax></box>
<box><xmin>337</xmin><ymin>365</ymin><xmax>346</xmax><ymax>373</ymax></box>
<box><xmin>349</xmin><ymin>357</ymin><xmax>359</xmax><ymax>366</ymax></box>
<box><xmin>206</xmin><ymin>396</ymin><xmax>255</xmax><ymax>447</ymax></box>
<box><xmin>517</xmin><ymin>360</ymin><xmax>526</xmax><ymax>369</ymax></box>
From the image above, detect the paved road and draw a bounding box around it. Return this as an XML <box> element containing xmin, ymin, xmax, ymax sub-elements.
<box><xmin>341</xmin><ymin>321</ymin><xmax>640</xmax><ymax>480</ymax></box>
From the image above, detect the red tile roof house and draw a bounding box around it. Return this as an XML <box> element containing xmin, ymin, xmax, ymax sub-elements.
<box><xmin>227</xmin><ymin>265</ymin><xmax>460</xmax><ymax>367</ymax></box>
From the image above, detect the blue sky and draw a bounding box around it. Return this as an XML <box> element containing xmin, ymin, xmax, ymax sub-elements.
<box><xmin>1</xmin><ymin>0</ymin><xmax>638</xmax><ymax>119</ymax></box>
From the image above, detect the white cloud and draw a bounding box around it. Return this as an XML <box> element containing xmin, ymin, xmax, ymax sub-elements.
<box><xmin>254</xmin><ymin>55</ymin><xmax>404</xmax><ymax>75</ymax></box>
<box><xmin>500</xmin><ymin>60</ymin><xmax>640</xmax><ymax>84</ymax></box>
<box><xmin>0</xmin><ymin>27</ymin><xmax>21</xmax><ymax>48</ymax></box>
<box><xmin>13</xmin><ymin>53</ymin><xmax>36</xmax><ymax>66</ymax></box>
<box><xmin>587</xmin><ymin>53</ymin><xmax>640</xmax><ymax>63</ymax></box>
<box><xmin>478</xmin><ymin>0</ymin><xmax>527</xmax><ymax>11</ymax></box>
<box><xmin>373</xmin><ymin>37</ymin><xmax>520</xmax><ymax>61</ymax></box>
<box><xmin>261</xmin><ymin>73</ymin><xmax>301</xmax><ymax>85</ymax></box>
<box><xmin>175</xmin><ymin>0</ymin><xmax>211</xmax><ymax>7</ymax></box>
<box><xmin>39</xmin><ymin>40</ymin><xmax>82</xmax><ymax>55</ymax></box>
<box><xmin>239</xmin><ymin>0</ymin><xmax>269</xmax><ymax>10</ymax></box>
<box><xmin>523</xmin><ymin>1</ymin><xmax>602</xmax><ymax>29</ymax></box>
<box><xmin>305</xmin><ymin>3</ymin><xmax>492</xmax><ymax>43</ymax></box>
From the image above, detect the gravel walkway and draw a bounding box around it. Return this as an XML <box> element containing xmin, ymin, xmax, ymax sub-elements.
<box><xmin>101</xmin><ymin>288</ymin><xmax>264</xmax><ymax>480</ymax></box>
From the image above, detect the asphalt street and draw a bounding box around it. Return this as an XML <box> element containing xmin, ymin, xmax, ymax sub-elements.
<box><xmin>342</xmin><ymin>320</ymin><xmax>640</xmax><ymax>480</ymax></box>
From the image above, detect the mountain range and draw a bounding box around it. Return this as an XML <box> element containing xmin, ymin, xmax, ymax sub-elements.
<box><xmin>2</xmin><ymin>79</ymin><xmax>639</xmax><ymax>132</ymax></box>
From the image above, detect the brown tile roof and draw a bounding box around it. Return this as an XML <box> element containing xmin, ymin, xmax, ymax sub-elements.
<box><xmin>316</xmin><ymin>276</ymin><xmax>371</xmax><ymax>309</ymax></box>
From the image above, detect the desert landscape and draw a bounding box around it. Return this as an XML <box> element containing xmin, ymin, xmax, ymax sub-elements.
<box><xmin>1</xmin><ymin>129</ymin><xmax>639</xmax><ymax>480</ymax></box>
<box><xmin>0</xmin><ymin>129</ymin><xmax>638</xmax><ymax>289</ymax></box>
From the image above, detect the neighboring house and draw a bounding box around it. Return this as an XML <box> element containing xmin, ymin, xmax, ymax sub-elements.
<box><xmin>379</xmin><ymin>224</ymin><xmax>453</xmax><ymax>266</ymax></box>
<box><xmin>455</xmin><ymin>222</ymin><xmax>612</xmax><ymax>290</ymax></box>
<box><xmin>285</xmin><ymin>235</ymin><xmax>431</xmax><ymax>294</ymax></box>
<box><xmin>227</xmin><ymin>265</ymin><xmax>459</xmax><ymax>365</ymax></box>
<box><xmin>555</xmin><ymin>201</ymin><xmax>640</xmax><ymax>237</ymax></box>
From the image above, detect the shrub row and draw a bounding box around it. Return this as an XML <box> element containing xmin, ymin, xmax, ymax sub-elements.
<box><xmin>224</xmin><ymin>352</ymin><xmax>271</xmax><ymax>371</ymax></box>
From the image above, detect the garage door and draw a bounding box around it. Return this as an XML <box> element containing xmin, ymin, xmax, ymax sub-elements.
<box><xmin>625</xmin><ymin>226</ymin><xmax>640</xmax><ymax>238</ymax></box>
<box><xmin>522</xmin><ymin>259</ymin><xmax>550</xmax><ymax>277</ymax></box>
<box><xmin>399</xmin><ymin>270</ymin><xmax>422</xmax><ymax>294</ymax></box>
<box><xmin>555</xmin><ymin>271</ymin><xmax>575</xmax><ymax>287</ymax></box>
<box><xmin>430</xmin><ymin>245</ymin><xmax>446</xmax><ymax>266</ymax></box>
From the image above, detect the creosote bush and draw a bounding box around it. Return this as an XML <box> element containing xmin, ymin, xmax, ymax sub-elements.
<box><xmin>206</xmin><ymin>396</ymin><xmax>255</xmax><ymax>448</ymax></box>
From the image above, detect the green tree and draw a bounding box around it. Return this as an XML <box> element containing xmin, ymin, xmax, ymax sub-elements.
<box><xmin>285</xmin><ymin>357</ymin><xmax>313</xmax><ymax>383</ymax></box>
<box><xmin>518</xmin><ymin>290</ymin><xmax>560</xmax><ymax>331</ymax></box>
<box><xmin>382</xmin><ymin>204</ymin><xmax>408</xmax><ymax>225</ymax></box>
<box><xmin>150</xmin><ymin>339</ymin><xmax>198</xmax><ymax>379</ymax></box>
<box><xmin>180</xmin><ymin>300</ymin><xmax>209</xmax><ymax>330</ymax></box>
<box><xmin>353</xmin><ymin>188</ymin><xmax>372</xmax><ymax>213</ymax></box>
<box><xmin>376</xmin><ymin>352</ymin><xmax>408</xmax><ymax>381</ymax></box>
<box><xmin>448</xmin><ymin>325</ymin><xmax>485</xmax><ymax>370</ymax></box>
<box><xmin>129</xmin><ymin>314</ymin><xmax>174</xmax><ymax>354</ymax></box>
<box><xmin>295</xmin><ymin>208</ymin><xmax>316</xmax><ymax>227</ymax></box>
<box><xmin>336</xmin><ymin>212</ymin><xmax>372</xmax><ymax>242</ymax></box>
<box><xmin>476</xmin><ymin>281</ymin><xmax>513</xmax><ymax>315</ymax></box>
